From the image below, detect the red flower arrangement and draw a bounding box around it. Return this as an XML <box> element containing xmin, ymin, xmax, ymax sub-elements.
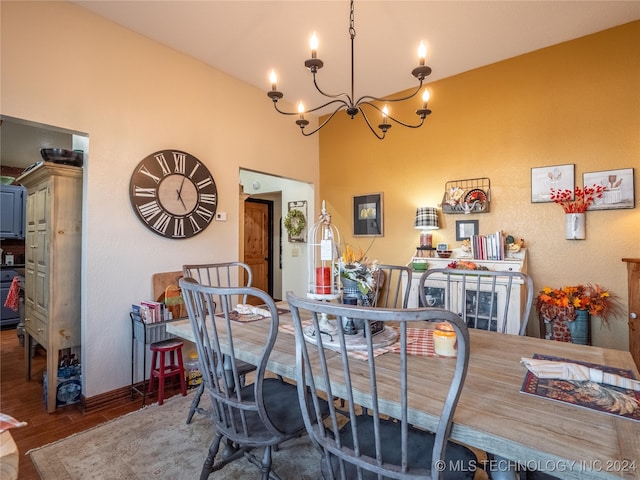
<box><xmin>549</xmin><ymin>185</ymin><xmax>606</xmax><ymax>213</ymax></box>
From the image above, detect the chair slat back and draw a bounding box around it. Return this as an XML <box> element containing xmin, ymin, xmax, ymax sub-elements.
<box><xmin>182</xmin><ymin>262</ymin><xmax>252</xmax><ymax>310</ymax></box>
<box><xmin>418</xmin><ymin>268</ymin><xmax>534</xmax><ymax>336</ymax></box>
<box><xmin>371</xmin><ymin>264</ymin><xmax>412</xmax><ymax>309</ymax></box>
<box><xmin>180</xmin><ymin>279</ymin><xmax>282</xmax><ymax>444</ymax></box>
<box><xmin>286</xmin><ymin>292</ymin><xmax>470</xmax><ymax>480</ymax></box>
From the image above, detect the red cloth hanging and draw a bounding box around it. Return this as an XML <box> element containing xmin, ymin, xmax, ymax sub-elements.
<box><xmin>4</xmin><ymin>277</ymin><xmax>20</xmax><ymax>311</ymax></box>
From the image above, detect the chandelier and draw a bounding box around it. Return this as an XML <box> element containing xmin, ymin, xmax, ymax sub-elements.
<box><xmin>267</xmin><ymin>0</ymin><xmax>432</xmax><ymax>140</ymax></box>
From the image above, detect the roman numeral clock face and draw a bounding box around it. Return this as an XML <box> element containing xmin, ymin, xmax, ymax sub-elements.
<box><xmin>129</xmin><ymin>150</ymin><xmax>218</xmax><ymax>239</ymax></box>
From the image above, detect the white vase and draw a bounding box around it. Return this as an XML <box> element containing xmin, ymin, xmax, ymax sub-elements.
<box><xmin>565</xmin><ymin>213</ymin><xmax>585</xmax><ymax>240</ymax></box>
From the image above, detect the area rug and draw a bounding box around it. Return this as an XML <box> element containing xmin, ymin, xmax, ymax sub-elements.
<box><xmin>29</xmin><ymin>392</ymin><xmax>322</xmax><ymax>479</ymax></box>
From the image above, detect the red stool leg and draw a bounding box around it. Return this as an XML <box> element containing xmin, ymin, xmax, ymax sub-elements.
<box><xmin>157</xmin><ymin>349</ymin><xmax>166</xmax><ymax>405</ymax></box>
<box><xmin>176</xmin><ymin>347</ymin><xmax>187</xmax><ymax>397</ymax></box>
<box><xmin>148</xmin><ymin>349</ymin><xmax>158</xmax><ymax>394</ymax></box>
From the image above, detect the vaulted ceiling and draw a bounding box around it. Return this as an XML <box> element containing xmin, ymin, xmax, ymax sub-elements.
<box><xmin>73</xmin><ymin>1</ymin><xmax>639</xmax><ymax>113</ymax></box>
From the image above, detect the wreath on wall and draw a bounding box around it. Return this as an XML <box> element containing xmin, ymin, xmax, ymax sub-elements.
<box><xmin>284</xmin><ymin>209</ymin><xmax>306</xmax><ymax>237</ymax></box>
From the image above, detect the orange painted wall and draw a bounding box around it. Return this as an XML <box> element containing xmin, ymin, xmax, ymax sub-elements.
<box><xmin>319</xmin><ymin>21</ymin><xmax>640</xmax><ymax>349</ymax></box>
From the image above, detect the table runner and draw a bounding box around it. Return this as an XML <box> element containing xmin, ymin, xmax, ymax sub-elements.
<box><xmin>216</xmin><ymin>307</ymin><xmax>290</xmax><ymax>323</ymax></box>
<box><xmin>278</xmin><ymin>323</ymin><xmax>437</xmax><ymax>361</ymax></box>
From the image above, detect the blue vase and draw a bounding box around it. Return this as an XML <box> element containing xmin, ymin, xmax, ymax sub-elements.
<box><xmin>567</xmin><ymin>309</ymin><xmax>590</xmax><ymax>345</ymax></box>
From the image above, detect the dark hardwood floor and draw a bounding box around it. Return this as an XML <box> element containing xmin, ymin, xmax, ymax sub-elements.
<box><xmin>0</xmin><ymin>326</ymin><xmax>177</xmax><ymax>479</ymax></box>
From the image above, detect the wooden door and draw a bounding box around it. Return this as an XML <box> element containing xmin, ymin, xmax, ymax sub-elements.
<box><xmin>623</xmin><ymin>258</ymin><xmax>640</xmax><ymax>370</ymax></box>
<box><xmin>244</xmin><ymin>200</ymin><xmax>271</xmax><ymax>302</ymax></box>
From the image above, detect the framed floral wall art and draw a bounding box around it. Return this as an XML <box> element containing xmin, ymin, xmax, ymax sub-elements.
<box><xmin>353</xmin><ymin>193</ymin><xmax>383</xmax><ymax>237</ymax></box>
<box><xmin>583</xmin><ymin>168</ymin><xmax>635</xmax><ymax>210</ymax></box>
<box><xmin>531</xmin><ymin>164</ymin><xmax>575</xmax><ymax>203</ymax></box>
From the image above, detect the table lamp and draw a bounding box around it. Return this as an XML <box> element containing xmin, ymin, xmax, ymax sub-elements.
<box><xmin>414</xmin><ymin>207</ymin><xmax>439</xmax><ymax>251</ymax></box>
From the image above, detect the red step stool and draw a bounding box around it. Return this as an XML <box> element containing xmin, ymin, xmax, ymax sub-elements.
<box><xmin>148</xmin><ymin>338</ymin><xmax>187</xmax><ymax>405</ymax></box>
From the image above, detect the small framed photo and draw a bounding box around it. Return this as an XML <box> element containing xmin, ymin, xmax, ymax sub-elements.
<box><xmin>583</xmin><ymin>168</ymin><xmax>635</xmax><ymax>210</ymax></box>
<box><xmin>531</xmin><ymin>164</ymin><xmax>575</xmax><ymax>203</ymax></box>
<box><xmin>456</xmin><ymin>220</ymin><xmax>478</xmax><ymax>241</ymax></box>
<box><xmin>436</xmin><ymin>243</ymin><xmax>448</xmax><ymax>251</ymax></box>
<box><xmin>353</xmin><ymin>193</ymin><xmax>383</xmax><ymax>237</ymax></box>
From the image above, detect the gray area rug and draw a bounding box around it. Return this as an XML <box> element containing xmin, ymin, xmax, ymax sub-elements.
<box><xmin>29</xmin><ymin>392</ymin><xmax>322</xmax><ymax>479</ymax></box>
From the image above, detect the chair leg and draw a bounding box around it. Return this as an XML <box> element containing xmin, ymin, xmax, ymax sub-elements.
<box><xmin>260</xmin><ymin>446</ymin><xmax>273</xmax><ymax>480</ymax></box>
<box><xmin>200</xmin><ymin>434</ymin><xmax>222</xmax><ymax>480</ymax></box>
<box><xmin>186</xmin><ymin>383</ymin><xmax>205</xmax><ymax>424</ymax></box>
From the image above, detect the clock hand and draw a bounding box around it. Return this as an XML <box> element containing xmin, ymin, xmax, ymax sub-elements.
<box><xmin>177</xmin><ymin>176</ymin><xmax>186</xmax><ymax>198</ymax></box>
<box><xmin>175</xmin><ymin>190</ymin><xmax>187</xmax><ymax>210</ymax></box>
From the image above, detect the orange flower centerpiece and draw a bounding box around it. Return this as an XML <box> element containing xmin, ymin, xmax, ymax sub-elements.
<box><xmin>535</xmin><ymin>284</ymin><xmax>622</xmax><ymax>343</ymax></box>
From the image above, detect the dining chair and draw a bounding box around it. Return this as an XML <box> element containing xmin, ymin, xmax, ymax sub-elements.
<box><xmin>418</xmin><ymin>268</ymin><xmax>534</xmax><ymax>336</ymax></box>
<box><xmin>286</xmin><ymin>291</ymin><xmax>477</xmax><ymax>480</ymax></box>
<box><xmin>180</xmin><ymin>279</ymin><xmax>324</xmax><ymax>480</ymax></box>
<box><xmin>419</xmin><ymin>269</ymin><xmax>536</xmax><ymax>480</ymax></box>
<box><xmin>371</xmin><ymin>264</ymin><xmax>412</xmax><ymax>309</ymax></box>
<box><xmin>182</xmin><ymin>262</ymin><xmax>257</xmax><ymax>424</ymax></box>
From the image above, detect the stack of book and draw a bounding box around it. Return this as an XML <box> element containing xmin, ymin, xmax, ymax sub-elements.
<box><xmin>469</xmin><ymin>231</ymin><xmax>505</xmax><ymax>261</ymax></box>
<box><xmin>131</xmin><ymin>301</ymin><xmax>169</xmax><ymax>323</ymax></box>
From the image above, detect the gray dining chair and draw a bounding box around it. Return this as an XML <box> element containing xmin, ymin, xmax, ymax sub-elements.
<box><xmin>181</xmin><ymin>280</ymin><xmax>324</xmax><ymax>480</ymax></box>
<box><xmin>286</xmin><ymin>291</ymin><xmax>477</xmax><ymax>480</ymax></box>
<box><xmin>182</xmin><ymin>262</ymin><xmax>257</xmax><ymax>424</ymax></box>
<box><xmin>418</xmin><ymin>268</ymin><xmax>534</xmax><ymax>336</ymax></box>
<box><xmin>371</xmin><ymin>264</ymin><xmax>412</xmax><ymax>309</ymax></box>
<box><xmin>419</xmin><ymin>268</ymin><xmax>537</xmax><ymax>480</ymax></box>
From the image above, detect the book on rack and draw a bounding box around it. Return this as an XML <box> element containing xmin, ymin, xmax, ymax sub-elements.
<box><xmin>470</xmin><ymin>231</ymin><xmax>505</xmax><ymax>261</ymax></box>
<box><xmin>140</xmin><ymin>301</ymin><xmax>165</xmax><ymax>323</ymax></box>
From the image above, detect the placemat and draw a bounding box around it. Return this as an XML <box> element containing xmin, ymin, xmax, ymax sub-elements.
<box><xmin>216</xmin><ymin>307</ymin><xmax>290</xmax><ymax>323</ymax></box>
<box><xmin>520</xmin><ymin>353</ymin><xmax>640</xmax><ymax>422</ymax></box>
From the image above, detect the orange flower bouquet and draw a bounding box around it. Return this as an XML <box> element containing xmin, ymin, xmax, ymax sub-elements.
<box><xmin>535</xmin><ymin>284</ymin><xmax>622</xmax><ymax>326</ymax></box>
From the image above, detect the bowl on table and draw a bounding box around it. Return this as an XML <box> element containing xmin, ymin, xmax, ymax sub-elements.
<box><xmin>436</xmin><ymin>250</ymin><xmax>452</xmax><ymax>258</ymax></box>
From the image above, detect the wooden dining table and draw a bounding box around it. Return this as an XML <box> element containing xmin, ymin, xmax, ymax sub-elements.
<box><xmin>166</xmin><ymin>304</ymin><xmax>640</xmax><ymax>480</ymax></box>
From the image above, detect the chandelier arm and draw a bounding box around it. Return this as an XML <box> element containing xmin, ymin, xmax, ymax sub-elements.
<box><xmin>359</xmin><ymin>101</ymin><xmax>430</xmax><ymax>129</ymax></box>
<box><xmin>304</xmin><ymin>99</ymin><xmax>351</xmax><ymax>115</ymax></box>
<box><xmin>299</xmin><ymin>105</ymin><xmax>349</xmax><ymax>137</ymax></box>
<box><xmin>385</xmin><ymin>114</ymin><xmax>427</xmax><ymax>129</ymax></box>
<box><xmin>312</xmin><ymin>74</ymin><xmax>354</xmax><ymax>104</ymax></box>
<box><xmin>357</xmin><ymin>107</ymin><xmax>386</xmax><ymax>140</ymax></box>
<box><xmin>355</xmin><ymin>81</ymin><xmax>425</xmax><ymax>106</ymax></box>
<box><xmin>272</xmin><ymin>99</ymin><xmax>349</xmax><ymax>116</ymax></box>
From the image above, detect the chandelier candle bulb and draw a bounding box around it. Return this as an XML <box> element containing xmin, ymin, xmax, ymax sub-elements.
<box><xmin>310</xmin><ymin>33</ymin><xmax>318</xmax><ymax>58</ymax></box>
<box><xmin>422</xmin><ymin>89</ymin><xmax>430</xmax><ymax>108</ymax></box>
<box><xmin>433</xmin><ymin>322</ymin><xmax>457</xmax><ymax>357</ymax></box>
<box><xmin>269</xmin><ymin>70</ymin><xmax>277</xmax><ymax>90</ymax></box>
<box><xmin>418</xmin><ymin>41</ymin><xmax>426</xmax><ymax>66</ymax></box>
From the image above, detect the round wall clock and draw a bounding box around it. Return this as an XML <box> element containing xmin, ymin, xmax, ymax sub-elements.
<box><xmin>129</xmin><ymin>149</ymin><xmax>218</xmax><ymax>239</ymax></box>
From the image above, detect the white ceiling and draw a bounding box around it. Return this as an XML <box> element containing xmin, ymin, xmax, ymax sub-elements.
<box><xmin>72</xmin><ymin>1</ymin><xmax>639</xmax><ymax>114</ymax></box>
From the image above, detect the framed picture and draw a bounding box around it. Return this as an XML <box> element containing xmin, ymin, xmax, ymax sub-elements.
<box><xmin>353</xmin><ymin>193</ymin><xmax>383</xmax><ymax>237</ymax></box>
<box><xmin>583</xmin><ymin>168</ymin><xmax>635</xmax><ymax>210</ymax></box>
<box><xmin>531</xmin><ymin>164</ymin><xmax>575</xmax><ymax>203</ymax></box>
<box><xmin>456</xmin><ymin>220</ymin><xmax>478</xmax><ymax>241</ymax></box>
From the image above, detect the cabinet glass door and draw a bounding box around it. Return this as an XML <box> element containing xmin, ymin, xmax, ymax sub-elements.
<box><xmin>462</xmin><ymin>285</ymin><xmax>507</xmax><ymax>332</ymax></box>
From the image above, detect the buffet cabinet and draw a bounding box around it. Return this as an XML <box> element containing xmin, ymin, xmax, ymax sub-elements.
<box><xmin>404</xmin><ymin>249</ymin><xmax>528</xmax><ymax>335</ymax></box>
<box><xmin>18</xmin><ymin>163</ymin><xmax>83</xmax><ymax>412</ymax></box>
